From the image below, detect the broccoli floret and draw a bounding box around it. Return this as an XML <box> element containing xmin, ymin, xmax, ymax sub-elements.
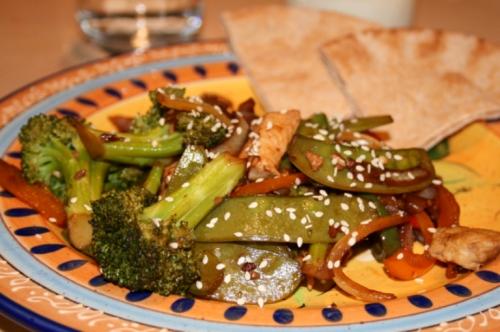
<box><xmin>90</xmin><ymin>153</ymin><xmax>245</xmax><ymax>295</ymax></box>
<box><xmin>104</xmin><ymin>166</ymin><xmax>146</xmax><ymax>192</ymax></box>
<box><xmin>19</xmin><ymin>114</ymin><xmax>107</xmax><ymax>251</ymax></box>
<box><xmin>131</xmin><ymin>86</ymin><xmax>186</xmax><ymax>133</ymax></box>
<box><xmin>176</xmin><ymin>112</ymin><xmax>228</xmax><ymax>148</ymax></box>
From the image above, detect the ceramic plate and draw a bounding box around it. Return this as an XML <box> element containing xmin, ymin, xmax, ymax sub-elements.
<box><xmin>0</xmin><ymin>41</ymin><xmax>499</xmax><ymax>332</ymax></box>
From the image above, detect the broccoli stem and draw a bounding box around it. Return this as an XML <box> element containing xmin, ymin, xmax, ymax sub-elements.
<box><xmin>143</xmin><ymin>160</ymin><xmax>169</xmax><ymax>194</ymax></box>
<box><xmin>89</xmin><ymin>161</ymin><xmax>110</xmax><ymax>201</ymax></box>
<box><xmin>106</xmin><ymin>156</ymin><xmax>157</xmax><ymax>167</ymax></box>
<box><xmin>309</xmin><ymin>243</ymin><xmax>329</xmax><ymax>266</ymax></box>
<box><xmin>142</xmin><ymin>153</ymin><xmax>245</xmax><ymax>229</ymax></box>
<box><xmin>102</xmin><ymin>132</ymin><xmax>184</xmax><ymax>159</ymax></box>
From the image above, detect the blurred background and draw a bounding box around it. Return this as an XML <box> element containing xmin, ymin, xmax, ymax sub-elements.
<box><xmin>0</xmin><ymin>0</ymin><xmax>499</xmax><ymax>330</ymax></box>
<box><xmin>0</xmin><ymin>0</ymin><xmax>499</xmax><ymax>98</ymax></box>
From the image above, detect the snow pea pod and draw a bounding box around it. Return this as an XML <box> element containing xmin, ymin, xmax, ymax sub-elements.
<box><xmin>194</xmin><ymin>195</ymin><xmax>378</xmax><ymax>243</ymax></box>
<box><xmin>288</xmin><ymin>135</ymin><xmax>435</xmax><ymax>194</ymax></box>
<box><xmin>192</xmin><ymin>243</ymin><xmax>302</xmax><ymax>304</ymax></box>
<box><xmin>166</xmin><ymin>145</ymin><xmax>206</xmax><ymax>194</ymax></box>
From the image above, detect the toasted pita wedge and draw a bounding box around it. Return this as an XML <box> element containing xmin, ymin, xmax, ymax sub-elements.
<box><xmin>321</xmin><ymin>29</ymin><xmax>500</xmax><ymax>149</ymax></box>
<box><xmin>222</xmin><ymin>4</ymin><xmax>378</xmax><ymax>118</ymax></box>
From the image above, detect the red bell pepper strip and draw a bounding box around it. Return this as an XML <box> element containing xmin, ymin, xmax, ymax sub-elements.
<box><xmin>436</xmin><ymin>185</ymin><xmax>460</xmax><ymax>227</ymax></box>
<box><xmin>409</xmin><ymin>211</ymin><xmax>434</xmax><ymax>245</ymax></box>
<box><xmin>0</xmin><ymin>160</ymin><xmax>66</xmax><ymax>226</ymax></box>
<box><xmin>383</xmin><ymin>248</ymin><xmax>435</xmax><ymax>281</ymax></box>
<box><xmin>231</xmin><ymin>173</ymin><xmax>306</xmax><ymax>197</ymax></box>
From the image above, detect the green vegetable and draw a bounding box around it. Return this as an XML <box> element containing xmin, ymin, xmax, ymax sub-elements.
<box><xmin>104</xmin><ymin>166</ymin><xmax>146</xmax><ymax>192</ymax></box>
<box><xmin>176</xmin><ymin>112</ymin><xmax>228</xmax><ymax>148</ymax></box>
<box><xmin>194</xmin><ymin>243</ymin><xmax>302</xmax><ymax>304</ymax></box>
<box><xmin>19</xmin><ymin>114</ymin><xmax>106</xmax><ymax>251</ymax></box>
<box><xmin>143</xmin><ymin>160</ymin><xmax>169</xmax><ymax>194</ymax></box>
<box><xmin>90</xmin><ymin>153</ymin><xmax>245</xmax><ymax>296</ymax></box>
<box><xmin>428</xmin><ymin>139</ymin><xmax>449</xmax><ymax>160</ymax></box>
<box><xmin>288</xmin><ymin>135</ymin><xmax>435</xmax><ymax>194</ymax></box>
<box><xmin>166</xmin><ymin>145</ymin><xmax>207</xmax><ymax>194</ymax></box>
<box><xmin>195</xmin><ymin>195</ymin><xmax>378</xmax><ymax>243</ymax></box>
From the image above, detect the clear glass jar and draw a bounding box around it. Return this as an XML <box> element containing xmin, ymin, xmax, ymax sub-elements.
<box><xmin>76</xmin><ymin>0</ymin><xmax>203</xmax><ymax>53</ymax></box>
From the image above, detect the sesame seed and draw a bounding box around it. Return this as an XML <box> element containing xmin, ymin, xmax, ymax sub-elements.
<box><xmin>347</xmin><ymin>172</ymin><xmax>354</xmax><ymax>180</ymax></box>
<box><xmin>266</xmin><ymin>121</ymin><xmax>273</xmax><ymax>130</ymax></box>
<box><xmin>394</xmin><ymin>154</ymin><xmax>403</xmax><ymax>161</ymax></box>
<box><xmin>181</xmin><ymin>182</ymin><xmax>190</xmax><ymax>188</ymax></box>
<box><xmin>396</xmin><ymin>253</ymin><xmax>404</xmax><ymax>260</ymax></box>
<box><xmin>236</xmin><ymin>297</ymin><xmax>246</xmax><ymax>305</ymax></box>
<box><xmin>327</xmin><ymin>260</ymin><xmax>334</xmax><ymax>269</ymax></box>
<box><xmin>415</xmin><ymin>278</ymin><xmax>424</xmax><ymax>284</ymax></box>
<box><xmin>84</xmin><ymin>204</ymin><xmax>92</xmax><ymax>212</ymax></box>
<box><xmin>195</xmin><ymin>281</ymin><xmax>203</xmax><ymax>289</ymax></box>
<box><xmin>364</xmin><ymin>183</ymin><xmax>373</xmax><ymax>189</ymax></box>
<box><xmin>344</xmin><ymin>193</ymin><xmax>353</xmax><ymax>198</ymax></box>
<box><xmin>305</xmin><ymin>224</ymin><xmax>313</xmax><ymax>229</ymax></box>
<box><xmin>300</xmin><ymin>217</ymin><xmax>307</xmax><ymax>225</ymax></box>
<box><xmin>224</xmin><ymin>274</ymin><xmax>231</xmax><ymax>283</ymax></box>
<box><xmin>265</xmin><ymin>210</ymin><xmax>273</xmax><ymax>217</ymax></box>
<box><xmin>327</xmin><ymin>175</ymin><xmax>334</xmax><ymax>182</ymax></box>
<box><xmin>427</xmin><ymin>227</ymin><xmax>437</xmax><ymax>234</ymax></box>
<box><xmin>340</xmin><ymin>203</ymin><xmax>349</xmax><ymax>211</ymax></box>
<box><xmin>244</xmin><ymin>271</ymin><xmax>251</xmax><ymax>280</ymax></box>
<box><xmin>286</xmin><ymin>207</ymin><xmax>296</xmax><ymax>212</ymax></box>
<box><xmin>302</xmin><ymin>254</ymin><xmax>312</xmax><ymax>262</ymax></box>
<box><xmin>248</xmin><ymin>201</ymin><xmax>258</xmax><ymax>209</ymax></box>
<box><xmin>324</xmin><ymin>198</ymin><xmax>331</xmax><ymax>206</ymax></box>
<box><xmin>165</xmin><ymin>196</ymin><xmax>174</xmax><ymax>202</ymax></box>
<box><xmin>297</xmin><ymin>237</ymin><xmax>303</xmax><ymax>248</ymax></box>
<box><xmin>289</xmin><ymin>212</ymin><xmax>297</xmax><ymax>220</ymax></box>
<box><xmin>368</xmin><ymin>201</ymin><xmax>377</xmax><ymax>209</ymax></box>
<box><xmin>347</xmin><ymin>237</ymin><xmax>356</xmax><ymax>246</ymax></box>
<box><xmin>408</xmin><ymin>172</ymin><xmax>415</xmax><ymax>180</ymax></box>
<box><xmin>319</xmin><ymin>189</ymin><xmax>328</xmax><ymax>196</ymax></box>
<box><xmin>151</xmin><ymin>140</ymin><xmax>158</xmax><ymax>148</ymax></box>
<box><xmin>70</xmin><ymin>197</ymin><xmax>78</xmax><ymax>204</ymax></box>
<box><xmin>259</xmin><ymin>260</ymin><xmax>268</xmax><ymax>269</ymax></box>
<box><xmin>48</xmin><ymin>217</ymin><xmax>57</xmax><ymax>223</ymax></box>
<box><xmin>361</xmin><ymin>219</ymin><xmax>372</xmax><ymax>225</ymax></box>
<box><xmin>202</xmin><ymin>255</ymin><xmax>209</xmax><ymax>264</ymax></box>
<box><xmin>257</xmin><ymin>297</ymin><xmax>265</xmax><ymax>308</ymax></box>
<box><xmin>432</xmin><ymin>179</ymin><xmax>443</xmax><ymax>185</ymax></box>
<box><xmin>314</xmin><ymin>211</ymin><xmax>324</xmax><ymax>218</ymax></box>
<box><xmin>328</xmin><ymin>218</ymin><xmax>335</xmax><ymax>226</ymax></box>
<box><xmin>237</xmin><ymin>257</ymin><xmax>246</xmax><ymax>265</ymax></box>
<box><xmin>168</xmin><ymin>242</ymin><xmax>178</xmax><ymax>249</ymax></box>
<box><xmin>274</xmin><ymin>207</ymin><xmax>282</xmax><ymax>214</ymax></box>
<box><xmin>283</xmin><ymin>233</ymin><xmax>291</xmax><ymax>241</ymax></box>
<box><xmin>216</xmin><ymin>263</ymin><xmax>226</xmax><ymax>270</ymax></box>
<box><xmin>234</xmin><ymin>232</ymin><xmax>243</xmax><ymax>237</ymax></box>
<box><xmin>356</xmin><ymin>173</ymin><xmax>365</xmax><ymax>182</ymax></box>
<box><xmin>334</xmin><ymin>260</ymin><xmax>341</xmax><ymax>268</ymax></box>
<box><xmin>341</xmin><ymin>226</ymin><xmax>350</xmax><ymax>234</ymax></box>
<box><xmin>206</xmin><ymin>223</ymin><xmax>215</xmax><ymax>229</ymax></box>
<box><xmin>349</xmin><ymin>182</ymin><xmax>357</xmax><ymax>188</ymax></box>
<box><xmin>224</xmin><ymin>212</ymin><xmax>231</xmax><ymax>221</ymax></box>
<box><xmin>313</xmin><ymin>134</ymin><xmax>326</xmax><ymax>141</ymax></box>
<box><xmin>257</xmin><ymin>285</ymin><xmax>266</xmax><ymax>292</ymax></box>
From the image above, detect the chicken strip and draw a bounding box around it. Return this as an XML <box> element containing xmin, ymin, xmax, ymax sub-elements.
<box><xmin>239</xmin><ymin>110</ymin><xmax>301</xmax><ymax>180</ymax></box>
<box><xmin>429</xmin><ymin>226</ymin><xmax>500</xmax><ymax>270</ymax></box>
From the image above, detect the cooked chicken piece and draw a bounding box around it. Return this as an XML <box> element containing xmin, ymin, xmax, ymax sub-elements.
<box><xmin>429</xmin><ymin>226</ymin><xmax>500</xmax><ymax>270</ymax></box>
<box><xmin>239</xmin><ymin>110</ymin><xmax>301</xmax><ymax>180</ymax></box>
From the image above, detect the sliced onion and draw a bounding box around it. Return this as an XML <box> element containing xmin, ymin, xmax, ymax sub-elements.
<box><xmin>417</xmin><ymin>186</ymin><xmax>437</xmax><ymax>200</ymax></box>
<box><xmin>211</xmin><ymin>116</ymin><xmax>249</xmax><ymax>156</ymax></box>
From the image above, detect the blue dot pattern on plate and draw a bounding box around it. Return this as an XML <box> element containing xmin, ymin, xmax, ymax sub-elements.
<box><xmin>170</xmin><ymin>298</ymin><xmax>194</xmax><ymax>313</ymax></box>
<box><xmin>193</xmin><ymin>65</ymin><xmax>207</xmax><ymax>77</ymax></box>
<box><xmin>125</xmin><ymin>290</ymin><xmax>152</xmax><ymax>302</ymax></box>
<box><xmin>408</xmin><ymin>295</ymin><xmax>433</xmax><ymax>309</ymax></box>
<box><xmin>273</xmin><ymin>309</ymin><xmax>294</xmax><ymax>324</ymax></box>
<box><xmin>57</xmin><ymin>259</ymin><xmax>87</xmax><ymax>271</ymax></box>
<box><xmin>365</xmin><ymin>303</ymin><xmax>387</xmax><ymax>317</ymax></box>
<box><xmin>163</xmin><ymin>70</ymin><xmax>177</xmax><ymax>82</ymax></box>
<box><xmin>30</xmin><ymin>244</ymin><xmax>65</xmax><ymax>254</ymax></box>
<box><xmin>476</xmin><ymin>270</ymin><xmax>500</xmax><ymax>283</ymax></box>
<box><xmin>104</xmin><ymin>87</ymin><xmax>122</xmax><ymax>99</ymax></box>
<box><xmin>445</xmin><ymin>284</ymin><xmax>472</xmax><ymax>297</ymax></box>
<box><xmin>322</xmin><ymin>307</ymin><xmax>342</xmax><ymax>322</ymax></box>
<box><xmin>14</xmin><ymin>226</ymin><xmax>49</xmax><ymax>237</ymax></box>
<box><xmin>224</xmin><ymin>306</ymin><xmax>247</xmax><ymax>321</ymax></box>
<box><xmin>5</xmin><ymin>208</ymin><xmax>38</xmax><ymax>217</ymax></box>
<box><xmin>0</xmin><ymin>190</ymin><xmax>14</xmax><ymax>198</ymax></box>
<box><xmin>227</xmin><ymin>62</ymin><xmax>239</xmax><ymax>74</ymax></box>
<box><xmin>57</xmin><ymin>108</ymin><xmax>80</xmax><ymax>118</ymax></box>
<box><xmin>130</xmin><ymin>79</ymin><xmax>147</xmax><ymax>90</ymax></box>
<box><xmin>75</xmin><ymin>96</ymin><xmax>98</xmax><ymax>107</ymax></box>
<box><xmin>89</xmin><ymin>275</ymin><xmax>109</xmax><ymax>287</ymax></box>
<box><xmin>6</xmin><ymin>151</ymin><xmax>22</xmax><ymax>159</ymax></box>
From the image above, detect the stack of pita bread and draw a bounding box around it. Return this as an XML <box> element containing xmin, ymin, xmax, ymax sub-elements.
<box><xmin>222</xmin><ymin>4</ymin><xmax>500</xmax><ymax>148</ymax></box>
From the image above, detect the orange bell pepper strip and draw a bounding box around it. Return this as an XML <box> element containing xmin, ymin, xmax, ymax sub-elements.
<box><xmin>0</xmin><ymin>159</ymin><xmax>66</xmax><ymax>226</ymax></box>
<box><xmin>231</xmin><ymin>173</ymin><xmax>306</xmax><ymax>197</ymax></box>
<box><xmin>383</xmin><ymin>248</ymin><xmax>435</xmax><ymax>280</ymax></box>
<box><xmin>436</xmin><ymin>185</ymin><xmax>460</xmax><ymax>227</ymax></box>
<box><xmin>409</xmin><ymin>211</ymin><xmax>435</xmax><ymax>245</ymax></box>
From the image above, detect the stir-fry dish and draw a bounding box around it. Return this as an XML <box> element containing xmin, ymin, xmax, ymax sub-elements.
<box><xmin>2</xmin><ymin>86</ymin><xmax>499</xmax><ymax>306</ymax></box>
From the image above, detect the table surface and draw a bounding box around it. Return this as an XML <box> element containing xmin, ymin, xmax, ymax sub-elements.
<box><xmin>0</xmin><ymin>0</ymin><xmax>499</xmax><ymax>331</ymax></box>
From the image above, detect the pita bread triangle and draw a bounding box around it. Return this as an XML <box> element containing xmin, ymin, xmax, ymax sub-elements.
<box><xmin>321</xmin><ymin>28</ymin><xmax>500</xmax><ymax>149</ymax></box>
<box><xmin>222</xmin><ymin>4</ymin><xmax>378</xmax><ymax>118</ymax></box>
